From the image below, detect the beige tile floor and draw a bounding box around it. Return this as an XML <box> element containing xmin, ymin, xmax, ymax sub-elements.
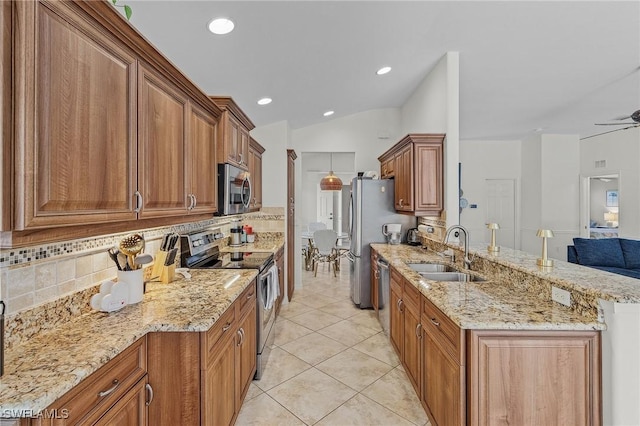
<box><xmin>236</xmin><ymin>259</ymin><xmax>431</xmax><ymax>426</ymax></box>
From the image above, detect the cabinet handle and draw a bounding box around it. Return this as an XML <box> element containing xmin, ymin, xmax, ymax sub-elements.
<box><xmin>134</xmin><ymin>191</ymin><xmax>143</xmax><ymax>213</ymax></box>
<box><xmin>237</xmin><ymin>328</ymin><xmax>245</xmax><ymax>346</ymax></box>
<box><xmin>97</xmin><ymin>379</ymin><xmax>120</xmax><ymax>398</ymax></box>
<box><xmin>398</xmin><ymin>198</ymin><xmax>404</xmax><ymax>207</ymax></box>
<box><xmin>397</xmin><ymin>299</ymin><xmax>404</xmax><ymax>312</ymax></box>
<box><xmin>192</xmin><ymin>194</ymin><xmax>197</xmax><ymax>209</ymax></box>
<box><xmin>239</xmin><ymin>153</ymin><xmax>244</xmax><ymax>164</ymax></box>
<box><xmin>187</xmin><ymin>194</ymin><xmax>194</xmax><ymax>210</ymax></box>
<box><xmin>415</xmin><ymin>323</ymin><xmax>422</xmax><ymax>339</ymax></box>
<box><xmin>430</xmin><ymin>317</ymin><xmax>440</xmax><ymax>327</ymax></box>
<box><xmin>145</xmin><ymin>383</ymin><xmax>154</xmax><ymax>406</ymax></box>
<box><xmin>247</xmin><ymin>291</ymin><xmax>254</xmax><ymax>299</ymax></box>
<box><xmin>222</xmin><ymin>322</ymin><xmax>232</xmax><ymax>332</ymax></box>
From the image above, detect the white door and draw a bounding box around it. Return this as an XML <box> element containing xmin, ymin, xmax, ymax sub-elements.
<box><xmin>486</xmin><ymin>179</ymin><xmax>516</xmax><ymax>249</ymax></box>
<box><xmin>317</xmin><ymin>185</ymin><xmax>334</xmax><ymax>229</ymax></box>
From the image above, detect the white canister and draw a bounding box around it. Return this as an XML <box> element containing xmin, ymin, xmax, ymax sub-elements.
<box><xmin>117</xmin><ymin>269</ymin><xmax>144</xmax><ymax>304</ymax></box>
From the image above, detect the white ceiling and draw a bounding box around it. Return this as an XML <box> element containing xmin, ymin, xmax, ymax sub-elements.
<box><xmin>125</xmin><ymin>1</ymin><xmax>640</xmax><ymax>140</ymax></box>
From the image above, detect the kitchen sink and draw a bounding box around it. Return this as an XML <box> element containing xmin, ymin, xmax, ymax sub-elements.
<box><xmin>407</xmin><ymin>263</ymin><xmax>455</xmax><ymax>273</ymax></box>
<box><xmin>419</xmin><ymin>271</ymin><xmax>486</xmax><ymax>282</ymax></box>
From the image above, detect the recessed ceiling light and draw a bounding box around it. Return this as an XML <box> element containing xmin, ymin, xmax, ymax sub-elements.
<box><xmin>208</xmin><ymin>18</ymin><xmax>234</xmax><ymax>35</ymax></box>
<box><xmin>323</xmin><ymin>111</ymin><xmax>334</xmax><ymax>117</ymax></box>
<box><xmin>257</xmin><ymin>97</ymin><xmax>272</xmax><ymax>106</ymax></box>
<box><xmin>376</xmin><ymin>66</ymin><xmax>392</xmax><ymax>75</ymax></box>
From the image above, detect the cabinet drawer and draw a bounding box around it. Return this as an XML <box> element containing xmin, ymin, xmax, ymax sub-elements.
<box><xmin>238</xmin><ymin>280</ymin><xmax>256</xmax><ymax>316</ymax></box>
<box><xmin>49</xmin><ymin>337</ymin><xmax>147</xmax><ymax>425</ymax></box>
<box><xmin>204</xmin><ymin>305</ymin><xmax>236</xmax><ymax>360</ymax></box>
<box><xmin>403</xmin><ymin>280</ymin><xmax>420</xmax><ymax>312</ymax></box>
<box><xmin>422</xmin><ymin>297</ymin><xmax>463</xmax><ymax>364</ymax></box>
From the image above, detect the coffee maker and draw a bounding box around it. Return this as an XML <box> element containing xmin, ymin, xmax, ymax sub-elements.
<box><xmin>230</xmin><ymin>219</ymin><xmax>243</xmax><ymax>246</ymax></box>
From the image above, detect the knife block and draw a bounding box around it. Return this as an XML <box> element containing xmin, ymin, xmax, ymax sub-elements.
<box><xmin>152</xmin><ymin>251</ymin><xmax>176</xmax><ymax>284</ymax></box>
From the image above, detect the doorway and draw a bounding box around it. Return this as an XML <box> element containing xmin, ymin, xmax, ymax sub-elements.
<box><xmin>485</xmin><ymin>179</ymin><xmax>517</xmax><ymax>249</ymax></box>
<box><xmin>580</xmin><ymin>174</ymin><xmax>620</xmax><ymax>239</ymax></box>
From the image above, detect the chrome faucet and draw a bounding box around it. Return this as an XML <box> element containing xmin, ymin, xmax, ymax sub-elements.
<box><xmin>444</xmin><ymin>225</ymin><xmax>472</xmax><ymax>269</ymax></box>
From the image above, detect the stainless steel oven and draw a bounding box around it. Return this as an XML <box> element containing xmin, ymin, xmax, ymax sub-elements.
<box><xmin>218</xmin><ymin>163</ymin><xmax>252</xmax><ymax>215</ymax></box>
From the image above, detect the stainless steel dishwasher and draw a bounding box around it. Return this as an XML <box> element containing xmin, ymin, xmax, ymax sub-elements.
<box><xmin>376</xmin><ymin>257</ymin><xmax>390</xmax><ymax>336</ymax></box>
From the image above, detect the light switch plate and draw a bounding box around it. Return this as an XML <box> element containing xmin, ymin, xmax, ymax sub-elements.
<box><xmin>552</xmin><ymin>286</ymin><xmax>571</xmax><ymax>307</ymax></box>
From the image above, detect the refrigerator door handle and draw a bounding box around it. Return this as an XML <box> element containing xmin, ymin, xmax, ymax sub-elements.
<box><xmin>346</xmin><ymin>252</ymin><xmax>356</xmax><ymax>262</ymax></box>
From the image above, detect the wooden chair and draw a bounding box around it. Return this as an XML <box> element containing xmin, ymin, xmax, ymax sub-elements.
<box><xmin>311</xmin><ymin>229</ymin><xmax>339</xmax><ymax>277</ymax></box>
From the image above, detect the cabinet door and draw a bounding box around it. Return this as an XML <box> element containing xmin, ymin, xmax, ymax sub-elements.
<box><xmin>423</xmin><ymin>331</ymin><xmax>463</xmax><ymax>426</ymax></box>
<box><xmin>94</xmin><ymin>377</ymin><xmax>148</xmax><ymax>426</ymax></box>
<box><xmin>226</xmin><ymin>115</ymin><xmax>241</xmax><ymax>165</ymax></box>
<box><xmin>403</xmin><ymin>303</ymin><xmax>422</xmax><ymax>395</ymax></box>
<box><xmin>398</xmin><ymin>145</ymin><xmax>414</xmax><ymax>211</ymax></box>
<box><xmin>468</xmin><ymin>330</ymin><xmax>600</xmax><ymax>426</ymax></box>
<box><xmin>253</xmin><ymin>150</ymin><xmax>262</xmax><ymax>209</ymax></box>
<box><xmin>390</xmin><ymin>284</ymin><xmax>403</xmax><ymax>356</ymax></box>
<box><xmin>138</xmin><ymin>65</ymin><xmax>188</xmax><ymax>218</ymax></box>
<box><xmin>238</xmin><ymin>127</ymin><xmax>250</xmax><ymax>169</ymax></box>
<box><xmin>236</xmin><ymin>303</ymin><xmax>257</xmax><ymax>404</ymax></box>
<box><xmin>13</xmin><ymin>1</ymin><xmax>137</xmax><ymax>229</ymax></box>
<box><xmin>202</xmin><ymin>333</ymin><xmax>236</xmax><ymax>426</ymax></box>
<box><xmin>187</xmin><ymin>103</ymin><xmax>217</xmax><ymax>214</ymax></box>
<box><xmin>415</xmin><ymin>142</ymin><xmax>443</xmax><ymax>213</ymax></box>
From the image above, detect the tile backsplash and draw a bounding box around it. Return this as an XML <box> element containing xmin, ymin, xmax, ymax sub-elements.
<box><xmin>0</xmin><ymin>209</ymin><xmax>285</xmax><ymax>316</ymax></box>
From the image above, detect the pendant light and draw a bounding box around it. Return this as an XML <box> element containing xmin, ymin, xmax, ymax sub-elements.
<box><xmin>320</xmin><ymin>153</ymin><xmax>343</xmax><ymax>191</ymax></box>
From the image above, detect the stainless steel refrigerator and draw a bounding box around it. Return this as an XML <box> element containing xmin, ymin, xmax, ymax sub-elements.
<box><xmin>348</xmin><ymin>177</ymin><xmax>416</xmax><ymax>308</ymax></box>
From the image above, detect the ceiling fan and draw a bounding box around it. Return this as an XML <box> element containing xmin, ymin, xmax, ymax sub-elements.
<box><xmin>581</xmin><ymin>109</ymin><xmax>640</xmax><ymax>140</ymax></box>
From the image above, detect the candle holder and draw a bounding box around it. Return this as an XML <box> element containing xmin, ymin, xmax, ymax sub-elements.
<box><xmin>487</xmin><ymin>223</ymin><xmax>500</xmax><ymax>253</ymax></box>
<box><xmin>536</xmin><ymin>229</ymin><xmax>554</xmax><ymax>267</ymax></box>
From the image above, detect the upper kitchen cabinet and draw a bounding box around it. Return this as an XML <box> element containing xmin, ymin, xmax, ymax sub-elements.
<box><xmin>378</xmin><ymin>134</ymin><xmax>444</xmax><ymax>216</ymax></box>
<box><xmin>2</xmin><ymin>1</ymin><xmax>222</xmax><ymax>246</ymax></box>
<box><xmin>10</xmin><ymin>0</ymin><xmax>138</xmax><ymax>230</ymax></box>
<box><xmin>137</xmin><ymin>64</ymin><xmax>189</xmax><ymax>218</ymax></box>
<box><xmin>248</xmin><ymin>137</ymin><xmax>265</xmax><ymax>211</ymax></box>
<box><xmin>210</xmin><ymin>96</ymin><xmax>255</xmax><ymax>171</ymax></box>
<box><xmin>187</xmin><ymin>103</ymin><xmax>218</xmax><ymax>214</ymax></box>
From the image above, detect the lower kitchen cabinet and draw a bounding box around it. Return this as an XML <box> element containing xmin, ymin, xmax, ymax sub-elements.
<box><xmin>387</xmin><ymin>282</ymin><xmax>602</xmax><ymax>426</ymax></box>
<box><xmin>467</xmin><ymin>330</ymin><xmax>601</xmax><ymax>426</ymax></box>
<box><xmin>421</xmin><ymin>296</ymin><xmax>465</xmax><ymax>426</ymax></box>
<box><xmin>146</xmin><ymin>279</ymin><xmax>257</xmax><ymax>426</ymax></box>
<box><xmin>20</xmin><ymin>337</ymin><xmax>149</xmax><ymax>426</ymax></box>
<box><xmin>389</xmin><ymin>266</ymin><xmax>421</xmax><ymax>395</ymax></box>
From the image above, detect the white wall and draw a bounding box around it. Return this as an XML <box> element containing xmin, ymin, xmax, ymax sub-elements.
<box><xmin>401</xmin><ymin>52</ymin><xmax>460</xmax><ymax>225</ymax></box>
<box><xmin>291</xmin><ymin>108</ymin><xmax>402</xmax><ymax>172</ymax></box>
<box><xmin>250</xmin><ymin>120</ymin><xmax>291</xmax><ymax>208</ymax></box>
<box><xmin>580</xmin><ymin>127</ymin><xmax>640</xmax><ymax>238</ymax></box>
<box><xmin>520</xmin><ymin>134</ymin><xmax>580</xmax><ymax>260</ymax></box>
<box><xmin>459</xmin><ymin>140</ymin><xmax>521</xmax><ymax>247</ymax></box>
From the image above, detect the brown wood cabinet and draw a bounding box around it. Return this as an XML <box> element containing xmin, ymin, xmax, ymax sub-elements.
<box><xmin>421</xmin><ymin>296</ymin><xmax>465</xmax><ymax>426</ymax></box>
<box><xmin>188</xmin><ymin>103</ymin><xmax>218</xmax><ymax>214</ymax></box>
<box><xmin>248</xmin><ymin>138</ymin><xmax>265</xmax><ymax>211</ymax></box>
<box><xmin>210</xmin><ymin>97</ymin><xmax>255</xmax><ymax>170</ymax></box>
<box><xmin>23</xmin><ymin>337</ymin><xmax>149</xmax><ymax>426</ymax></box>
<box><xmin>467</xmin><ymin>330</ymin><xmax>601</xmax><ymax>426</ymax></box>
<box><xmin>137</xmin><ymin>64</ymin><xmax>189</xmax><ymax>218</ymax></box>
<box><xmin>378</xmin><ymin>134</ymin><xmax>444</xmax><ymax>216</ymax></box>
<box><xmin>11</xmin><ymin>0</ymin><xmax>138</xmax><ymax>230</ymax></box>
<box><xmin>3</xmin><ymin>1</ymin><xmax>222</xmax><ymax>247</ymax></box>
<box><xmin>389</xmin><ymin>266</ymin><xmax>421</xmax><ymax>395</ymax></box>
<box><xmin>146</xmin><ymin>280</ymin><xmax>257</xmax><ymax>426</ymax></box>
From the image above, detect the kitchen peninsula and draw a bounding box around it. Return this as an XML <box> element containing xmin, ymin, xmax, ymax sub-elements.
<box><xmin>371</xmin><ymin>240</ymin><xmax>610</xmax><ymax>425</ymax></box>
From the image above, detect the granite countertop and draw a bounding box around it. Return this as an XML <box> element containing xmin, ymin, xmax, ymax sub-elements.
<box><xmin>0</xmin><ymin>268</ymin><xmax>258</xmax><ymax>417</ymax></box>
<box><xmin>221</xmin><ymin>238</ymin><xmax>284</xmax><ymax>254</ymax></box>
<box><xmin>371</xmin><ymin>244</ymin><xmax>604</xmax><ymax>331</ymax></box>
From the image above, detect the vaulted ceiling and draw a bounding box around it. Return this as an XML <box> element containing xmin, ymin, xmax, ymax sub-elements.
<box><xmin>126</xmin><ymin>1</ymin><xmax>640</xmax><ymax>140</ymax></box>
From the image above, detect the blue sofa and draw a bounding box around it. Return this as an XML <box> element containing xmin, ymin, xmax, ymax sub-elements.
<box><xmin>567</xmin><ymin>237</ymin><xmax>640</xmax><ymax>279</ymax></box>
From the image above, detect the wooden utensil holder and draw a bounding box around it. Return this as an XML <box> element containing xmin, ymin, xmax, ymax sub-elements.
<box><xmin>152</xmin><ymin>251</ymin><xmax>176</xmax><ymax>284</ymax></box>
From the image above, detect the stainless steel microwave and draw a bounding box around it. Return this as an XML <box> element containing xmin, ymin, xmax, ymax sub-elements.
<box><xmin>217</xmin><ymin>163</ymin><xmax>252</xmax><ymax>215</ymax></box>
